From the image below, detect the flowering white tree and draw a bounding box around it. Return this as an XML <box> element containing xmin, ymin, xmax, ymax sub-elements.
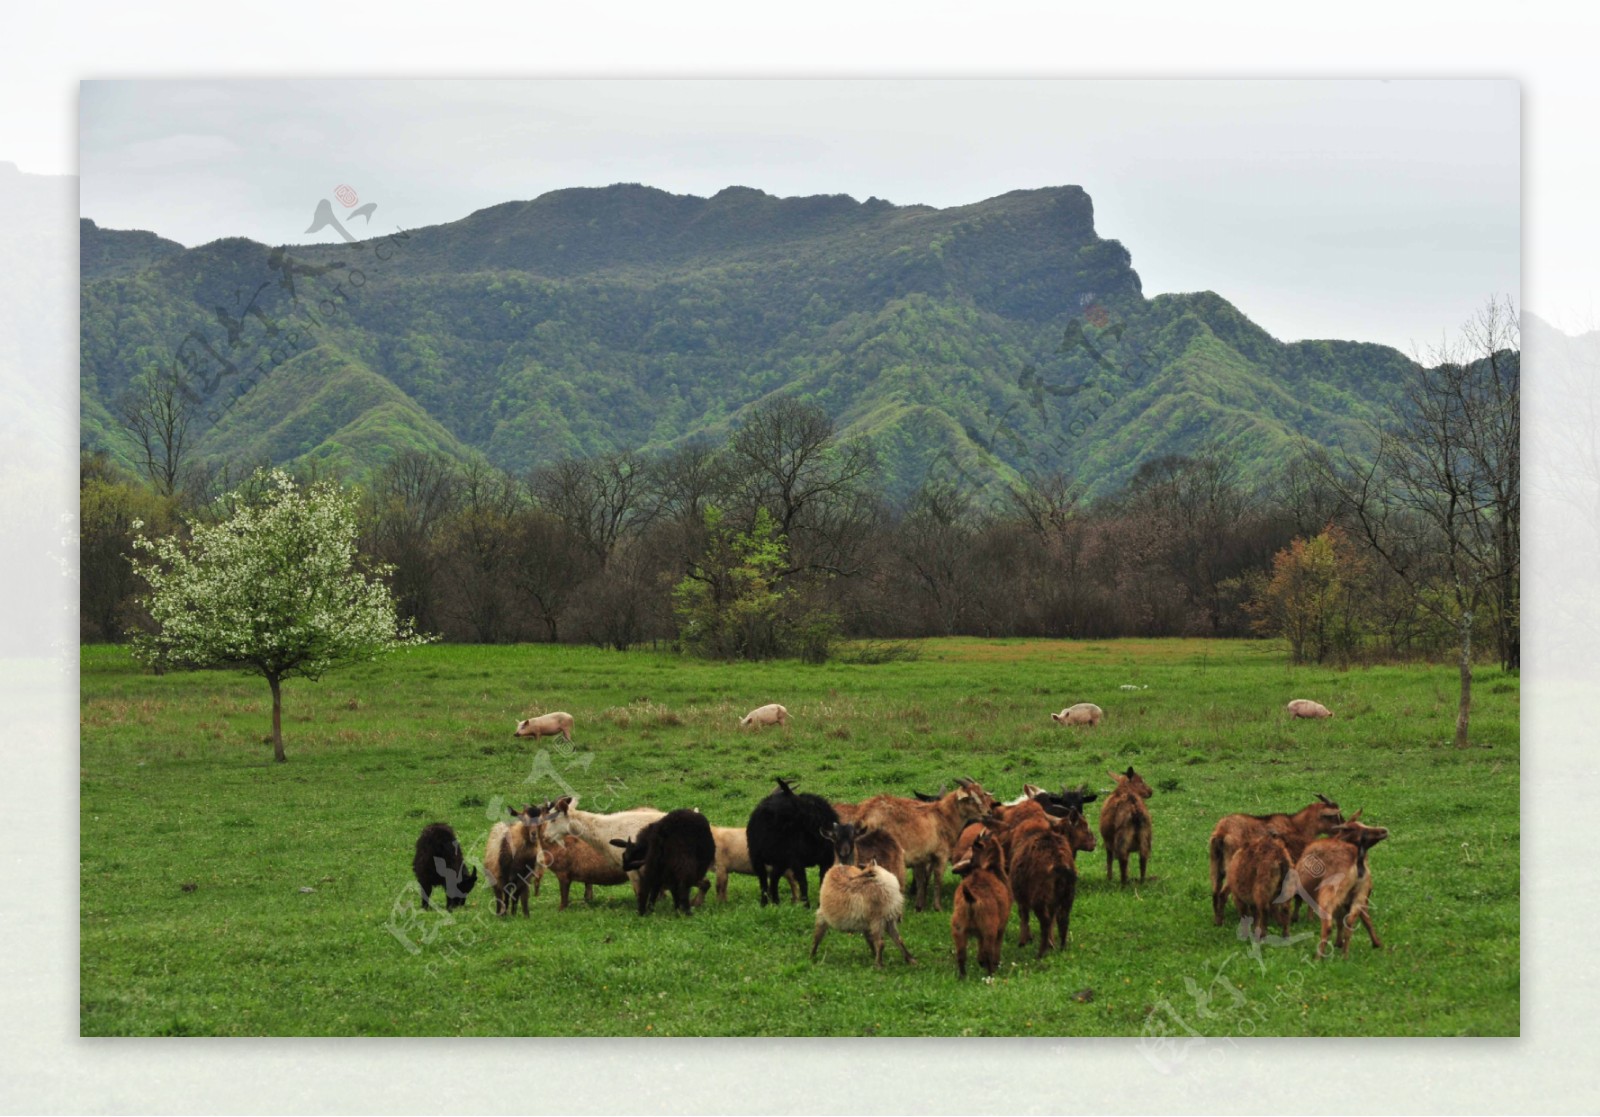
<box><xmin>130</xmin><ymin>469</ymin><xmax>431</xmax><ymax>762</ymax></box>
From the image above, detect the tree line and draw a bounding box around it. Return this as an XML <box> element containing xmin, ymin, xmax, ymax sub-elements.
<box><xmin>84</xmin><ymin>371</ymin><xmax>1516</xmax><ymax>677</ymax></box>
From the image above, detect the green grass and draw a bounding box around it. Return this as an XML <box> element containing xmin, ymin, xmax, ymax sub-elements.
<box><xmin>79</xmin><ymin>638</ymin><xmax>1519</xmax><ymax>1037</ymax></box>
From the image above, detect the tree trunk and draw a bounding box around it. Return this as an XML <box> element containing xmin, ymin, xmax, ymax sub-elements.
<box><xmin>1500</xmin><ymin>584</ymin><xmax>1519</xmax><ymax>671</ymax></box>
<box><xmin>269</xmin><ymin>673</ymin><xmax>286</xmax><ymax>763</ymax></box>
<box><xmin>1455</xmin><ymin>613</ymin><xmax>1472</xmax><ymax>749</ymax></box>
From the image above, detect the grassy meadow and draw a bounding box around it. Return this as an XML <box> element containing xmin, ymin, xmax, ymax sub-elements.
<box><xmin>79</xmin><ymin>638</ymin><xmax>1519</xmax><ymax>1037</ymax></box>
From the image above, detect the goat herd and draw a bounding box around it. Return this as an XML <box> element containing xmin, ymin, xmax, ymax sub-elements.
<box><xmin>410</xmin><ymin>699</ymin><xmax>1389</xmax><ymax>976</ymax></box>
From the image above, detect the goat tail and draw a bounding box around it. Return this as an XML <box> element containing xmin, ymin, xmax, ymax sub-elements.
<box><xmin>1208</xmin><ymin>834</ymin><xmax>1227</xmax><ymax>890</ymax></box>
<box><xmin>1127</xmin><ymin>809</ymin><xmax>1148</xmax><ymax>856</ymax></box>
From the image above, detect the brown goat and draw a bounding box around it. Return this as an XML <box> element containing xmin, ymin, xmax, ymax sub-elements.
<box><xmin>1226</xmin><ymin>832</ymin><xmax>1297</xmax><ymax>941</ymax></box>
<box><xmin>995</xmin><ymin>793</ymin><xmax>1097</xmax><ymax>870</ymax></box>
<box><xmin>825</xmin><ymin>822</ymin><xmax>908</xmax><ymax>893</ymax></box>
<box><xmin>950</xmin><ymin>829</ymin><xmax>1012</xmax><ymax>978</ymax></box>
<box><xmin>858</xmin><ymin>778</ymin><xmax>995</xmax><ymax>912</ymax></box>
<box><xmin>540</xmin><ymin>830</ymin><xmax>632</xmax><ymax>910</ymax></box>
<box><xmin>1099</xmin><ymin>766</ymin><xmax>1154</xmax><ymax>885</ymax></box>
<box><xmin>1208</xmin><ymin>795</ymin><xmax>1344</xmax><ymax>925</ymax></box>
<box><xmin>952</xmin><ymin>818</ymin><xmax>1002</xmax><ymax>872</ymax></box>
<box><xmin>1294</xmin><ymin>813</ymin><xmax>1389</xmax><ymax>959</ymax></box>
<box><xmin>1007</xmin><ymin>814</ymin><xmax>1081</xmax><ymax>958</ymax></box>
<box><xmin>950</xmin><ymin>786</ymin><xmax>1054</xmax><ymax>868</ymax></box>
<box><xmin>953</xmin><ymin>798</ymin><xmax>1029</xmax><ymax>866</ymax></box>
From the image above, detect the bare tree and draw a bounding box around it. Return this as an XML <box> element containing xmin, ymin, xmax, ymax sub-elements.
<box><xmin>1006</xmin><ymin>470</ymin><xmax>1085</xmax><ymax>540</ymax></box>
<box><xmin>570</xmin><ymin>531</ymin><xmax>671</xmax><ymax>652</ymax></box>
<box><xmin>894</xmin><ymin>479</ymin><xmax>982</xmax><ymax>635</ymax></box>
<box><xmin>442</xmin><ymin>459</ymin><xmax>522</xmax><ymax>643</ymax></box>
<box><xmin>507</xmin><ymin>503</ymin><xmax>594</xmax><ymax>642</ymax></box>
<box><xmin>532</xmin><ymin>451</ymin><xmax>653</xmax><ymax>569</ymax></box>
<box><xmin>1318</xmin><ymin>296</ymin><xmax>1520</xmax><ymax>746</ymax></box>
<box><xmin>649</xmin><ymin>440</ymin><xmax>727</xmax><ymax>527</ymax></box>
<box><xmin>364</xmin><ymin>450</ymin><xmax>458</xmax><ymax>634</ymax></box>
<box><xmin>117</xmin><ymin>366</ymin><xmax>193</xmax><ymax>498</ymax></box>
<box><xmin>728</xmin><ymin>396</ymin><xmax>878</xmax><ymax>538</ymax></box>
<box><xmin>726</xmin><ymin>397</ymin><xmax>880</xmax><ymax>585</ymax></box>
<box><xmin>1121</xmin><ymin>452</ymin><xmax>1251</xmax><ymax>634</ymax></box>
<box><xmin>1462</xmin><ymin>301</ymin><xmax>1522</xmax><ymax>672</ymax></box>
<box><xmin>1268</xmin><ymin>449</ymin><xmax>1346</xmax><ymax>538</ymax></box>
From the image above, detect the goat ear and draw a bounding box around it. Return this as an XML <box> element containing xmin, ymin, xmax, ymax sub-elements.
<box><xmin>1108</xmin><ymin>770</ymin><xmax>1121</xmax><ymax>782</ymax></box>
<box><xmin>609</xmin><ymin>838</ymin><xmax>629</xmax><ymax>849</ymax></box>
<box><xmin>1347</xmin><ymin>808</ymin><xmax>1363</xmax><ymax>823</ymax></box>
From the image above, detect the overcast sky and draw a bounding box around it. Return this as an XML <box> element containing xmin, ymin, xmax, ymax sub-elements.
<box><xmin>79</xmin><ymin>79</ymin><xmax>1518</xmax><ymax>354</ymax></box>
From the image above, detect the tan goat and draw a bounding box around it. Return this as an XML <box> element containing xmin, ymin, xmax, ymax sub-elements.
<box><xmin>810</xmin><ymin>860</ymin><xmax>914</xmax><ymax>969</ymax></box>
<box><xmin>1208</xmin><ymin>795</ymin><xmax>1344</xmax><ymax>925</ymax></box>
<box><xmin>857</xmin><ymin>778</ymin><xmax>995</xmax><ymax>912</ymax></box>
<box><xmin>1294</xmin><ymin>813</ymin><xmax>1389</xmax><ymax>959</ymax></box>
<box><xmin>710</xmin><ymin>825</ymin><xmax>799</xmax><ymax>903</ymax></box>
<box><xmin>482</xmin><ymin>804</ymin><xmax>548</xmax><ymax>917</ymax></box>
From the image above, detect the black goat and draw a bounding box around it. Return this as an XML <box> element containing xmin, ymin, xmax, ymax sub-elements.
<box><xmin>746</xmin><ymin>776</ymin><xmax>839</xmax><ymax>907</ymax></box>
<box><xmin>609</xmin><ymin>808</ymin><xmax>716</xmax><ymax>916</ymax></box>
<box><xmin>412</xmin><ymin>822</ymin><xmax>479</xmax><ymax>911</ymax></box>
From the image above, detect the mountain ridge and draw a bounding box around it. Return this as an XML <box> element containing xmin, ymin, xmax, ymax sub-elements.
<box><xmin>79</xmin><ymin>182</ymin><xmax>1412</xmax><ymax>500</ymax></box>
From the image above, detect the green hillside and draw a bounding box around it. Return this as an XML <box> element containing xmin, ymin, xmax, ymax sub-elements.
<box><xmin>79</xmin><ymin>185</ymin><xmax>1411</xmax><ymax>499</ymax></box>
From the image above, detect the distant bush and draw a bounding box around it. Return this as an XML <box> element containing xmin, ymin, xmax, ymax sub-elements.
<box><xmin>836</xmin><ymin>640</ymin><xmax>921</xmax><ymax>665</ymax></box>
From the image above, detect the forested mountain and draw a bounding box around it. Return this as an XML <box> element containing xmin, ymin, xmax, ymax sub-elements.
<box><xmin>80</xmin><ymin>183</ymin><xmax>1415</xmax><ymax>501</ymax></box>
<box><xmin>79</xmin><ymin>218</ymin><xmax>186</xmax><ymax>281</ymax></box>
